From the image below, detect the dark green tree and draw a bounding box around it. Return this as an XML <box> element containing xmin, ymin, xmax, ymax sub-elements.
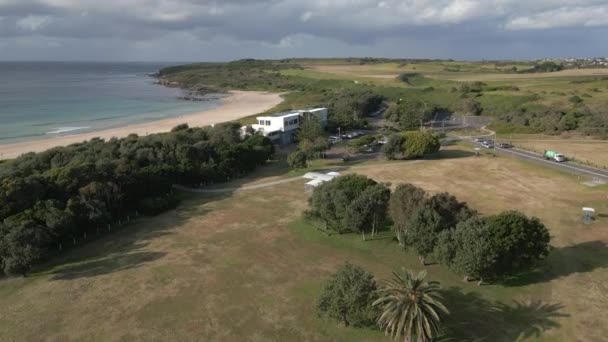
<box><xmin>317</xmin><ymin>263</ymin><xmax>379</xmax><ymax>327</ymax></box>
<box><xmin>402</xmin><ymin>131</ymin><xmax>441</xmax><ymax>159</ymax></box>
<box><xmin>287</xmin><ymin>150</ymin><xmax>308</xmax><ymax>169</ymax></box>
<box><xmin>389</xmin><ymin>183</ymin><xmax>427</xmax><ymax>246</ymax></box>
<box><xmin>382</xmin><ymin>134</ymin><xmax>404</xmax><ymax>160</ymax></box>
<box><xmin>486</xmin><ymin>211</ymin><xmax>551</xmax><ymax>276</ymax></box>
<box><xmin>435</xmin><ymin>217</ymin><xmax>497</xmax><ymax>285</ymax></box>
<box><xmin>345</xmin><ymin>184</ymin><xmax>390</xmax><ymax>240</ymax></box>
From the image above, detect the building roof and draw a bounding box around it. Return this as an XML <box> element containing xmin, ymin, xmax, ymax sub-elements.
<box><xmin>258</xmin><ymin>107</ymin><xmax>327</xmax><ymax>119</ymax></box>
<box><xmin>302</xmin><ymin>171</ymin><xmax>341</xmax><ymax>182</ymax></box>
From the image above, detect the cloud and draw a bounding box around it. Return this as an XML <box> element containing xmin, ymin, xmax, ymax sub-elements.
<box><xmin>0</xmin><ymin>0</ymin><xmax>607</xmax><ymax>60</ymax></box>
<box><xmin>506</xmin><ymin>5</ymin><xmax>608</xmax><ymax>30</ymax></box>
<box><xmin>16</xmin><ymin>15</ymin><xmax>52</xmax><ymax>31</ymax></box>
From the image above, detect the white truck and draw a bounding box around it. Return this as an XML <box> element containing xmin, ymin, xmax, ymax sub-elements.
<box><xmin>544</xmin><ymin>150</ymin><xmax>566</xmax><ymax>162</ymax></box>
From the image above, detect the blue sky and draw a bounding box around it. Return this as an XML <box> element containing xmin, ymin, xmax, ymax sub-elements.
<box><xmin>1</xmin><ymin>0</ymin><xmax>607</xmax><ymax>61</ymax></box>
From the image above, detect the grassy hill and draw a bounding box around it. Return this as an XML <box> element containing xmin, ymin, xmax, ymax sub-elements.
<box><xmin>158</xmin><ymin>58</ymin><xmax>608</xmax><ymax>137</ymax></box>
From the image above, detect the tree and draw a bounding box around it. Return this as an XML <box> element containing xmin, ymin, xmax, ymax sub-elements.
<box><xmin>326</xmin><ymin>89</ymin><xmax>384</xmax><ymax>130</ymax></box>
<box><xmin>406</xmin><ymin>206</ymin><xmax>443</xmax><ymax>265</ymax></box>
<box><xmin>317</xmin><ymin>263</ymin><xmax>378</xmax><ymax>327</ymax></box>
<box><xmin>462</xmin><ymin>98</ymin><xmax>483</xmax><ymax>116</ymax></box>
<box><xmin>308</xmin><ymin>175</ymin><xmax>377</xmax><ymax>233</ymax></box>
<box><xmin>486</xmin><ymin>211</ymin><xmax>551</xmax><ymax>276</ymax></box>
<box><xmin>385</xmin><ymin>100</ymin><xmax>435</xmax><ymax>131</ymax></box>
<box><xmin>402</xmin><ymin>131</ymin><xmax>440</xmax><ymax>159</ymax></box>
<box><xmin>345</xmin><ymin>184</ymin><xmax>390</xmax><ymax>240</ymax></box>
<box><xmin>382</xmin><ymin>134</ymin><xmax>404</xmax><ymax>160</ymax></box>
<box><xmin>287</xmin><ymin>150</ymin><xmax>308</xmax><ymax>169</ymax></box>
<box><xmin>406</xmin><ymin>193</ymin><xmax>475</xmax><ymax>265</ymax></box>
<box><xmin>298</xmin><ymin>114</ymin><xmax>329</xmax><ymax>159</ymax></box>
<box><xmin>426</xmin><ymin>192</ymin><xmax>476</xmax><ymax>230</ymax></box>
<box><xmin>389</xmin><ymin>183</ymin><xmax>427</xmax><ymax>246</ymax></box>
<box><xmin>373</xmin><ymin>269</ymin><xmax>449</xmax><ymax>342</ymax></box>
<box><xmin>435</xmin><ymin>217</ymin><xmax>497</xmax><ymax>285</ymax></box>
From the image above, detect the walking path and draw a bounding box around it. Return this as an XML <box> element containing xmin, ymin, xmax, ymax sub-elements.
<box><xmin>175</xmin><ymin>161</ymin><xmax>424</xmax><ymax>194</ymax></box>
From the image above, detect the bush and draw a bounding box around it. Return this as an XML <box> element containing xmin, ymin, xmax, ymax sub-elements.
<box><xmin>316</xmin><ymin>263</ymin><xmax>378</xmax><ymax>327</ymax></box>
<box><xmin>287</xmin><ymin>150</ymin><xmax>308</xmax><ymax>169</ymax></box>
<box><xmin>382</xmin><ymin>134</ymin><xmax>404</xmax><ymax>160</ymax></box>
<box><xmin>402</xmin><ymin>131</ymin><xmax>441</xmax><ymax>159</ymax></box>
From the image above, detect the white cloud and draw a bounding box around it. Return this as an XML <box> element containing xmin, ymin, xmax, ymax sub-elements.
<box><xmin>1</xmin><ymin>0</ymin><xmax>608</xmax><ymax>60</ymax></box>
<box><xmin>506</xmin><ymin>5</ymin><xmax>608</xmax><ymax>30</ymax></box>
<box><xmin>16</xmin><ymin>15</ymin><xmax>52</xmax><ymax>31</ymax></box>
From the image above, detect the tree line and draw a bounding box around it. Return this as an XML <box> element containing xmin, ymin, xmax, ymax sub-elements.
<box><xmin>0</xmin><ymin>123</ymin><xmax>274</xmax><ymax>276</ymax></box>
<box><xmin>306</xmin><ymin>175</ymin><xmax>551</xmax><ymax>283</ymax></box>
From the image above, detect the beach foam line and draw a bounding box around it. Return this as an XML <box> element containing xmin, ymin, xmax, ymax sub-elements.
<box><xmin>46</xmin><ymin>127</ymin><xmax>91</xmax><ymax>134</ymax></box>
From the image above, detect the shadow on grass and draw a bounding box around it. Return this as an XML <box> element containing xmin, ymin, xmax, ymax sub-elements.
<box><xmin>424</xmin><ymin>149</ymin><xmax>476</xmax><ymax>160</ymax></box>
<box><xmin>502</xmin><ymin>240</ymin><xmax>608</xmax><ymax>287</ymax></box>
<box><xmin>442</xmin><ymin>287</ymin><xmax>568</xmax><ymax>341</ymax></box>
<box><xmin>50</xmin><ymin>251</ymin><xmax>167</xmax><ymax>280</ymax></box>
<box><xmin>35</xmin><ymin>190</ymin><xmax>236</xmax><ymax>281</ymax></box>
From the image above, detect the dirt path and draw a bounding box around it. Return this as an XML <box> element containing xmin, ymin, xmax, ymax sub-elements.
<box><xmin>175</xmin><ymin>161</ymin><xmax>424</xmax><ymax>193</ymax></box>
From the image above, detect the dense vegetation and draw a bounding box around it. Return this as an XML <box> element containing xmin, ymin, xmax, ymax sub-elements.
<box><xmin>306</xmin><ymin>176</ymin><xmax>551</xmax><ymax>284</ymax></box>
<box><xmin>0</xmin><ymin>124</ymin><xmax>274</xmax><ymax>276</ymax></box>
<box><xmin>160</xmin><ymin>59</ymin><xmax>608</xmax><ymax>137</ymax></box>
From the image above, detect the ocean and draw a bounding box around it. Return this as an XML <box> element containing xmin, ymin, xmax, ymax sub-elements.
<box><xmin>0</xmin><ymin>62</ymin><xmax>223</xmax><ymax>143</ymax></box>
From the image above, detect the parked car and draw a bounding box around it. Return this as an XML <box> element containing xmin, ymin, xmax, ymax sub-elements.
<box><xmin>498</xmin><ymin>143</ymin><xmax>512</xmax><ymax>148</ymax></box>
<box><xmin>328</xmin><ymin>136</ymin><xmax>342</xmax><ymax>144</ymax></box>
<box><xmin>481</xmin><ymin>141</ymin><xmax>494</xmax><ymax>148</ymax></box>
<box><xmin>474</xmin><ymin>137</ymin><xmax>485</xmax><ymax>142</ymax></box>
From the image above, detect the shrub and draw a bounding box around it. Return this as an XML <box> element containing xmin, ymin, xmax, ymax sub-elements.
<box><xmin>287</xmin><ymin>150</ymin><xmax>308</xmax><ymax>169</ymax></box>
<box><xmin>316</xmin><ymin>263</ymin><xmax>378</xmax><ymax>327</ymax></box>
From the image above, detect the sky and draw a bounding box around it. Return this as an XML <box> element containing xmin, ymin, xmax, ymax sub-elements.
<box><xmin>0</xmin><ymin>0</ymin><xmax>607</xmax><ymax>62</ymax></box>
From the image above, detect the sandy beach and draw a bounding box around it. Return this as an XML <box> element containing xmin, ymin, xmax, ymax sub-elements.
<box><xmin>0</xmin><ymin>91</ymin><xmax>283</xmax><ymax>160</ymax></box>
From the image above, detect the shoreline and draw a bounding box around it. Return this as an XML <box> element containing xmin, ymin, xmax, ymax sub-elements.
<box><xmin>0</xmin><ymin>90</ymin><xmax>283</xmax><ymax>160</ymax></box>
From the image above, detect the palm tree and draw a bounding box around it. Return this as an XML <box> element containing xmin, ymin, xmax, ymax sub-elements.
<box><xmin>373</xmin><ymin>269</ymin><xmax>449</xmax><ymax>342</ymax></box>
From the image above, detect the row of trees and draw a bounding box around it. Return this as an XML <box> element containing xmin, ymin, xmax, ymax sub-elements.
<box><xmin>307</xmin><ymin>176</ymin><xmax>551</xmax><ymax>283</ymax></box>
<box><xmin>391</xmin><ymin>183</ymin><xmax>550</xmax><ymax>283</ymax></box>
<box><xmin>0</xmin><ymin>123</ymin><xmax>274</xmax><ymax>276</ymax></box>
<box><xmin>317</xmin><ymin>263</ymin><xmax>448</xmax><ymax>341</ymax></box>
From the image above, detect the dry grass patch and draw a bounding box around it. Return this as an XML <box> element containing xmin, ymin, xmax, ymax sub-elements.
<box><xmin>1</xmin><ymin>147</ymin><xmax>607</xmax><ymax>341</ymax></box>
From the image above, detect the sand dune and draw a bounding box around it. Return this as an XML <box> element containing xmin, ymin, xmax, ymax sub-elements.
<box><xmin>0</xmin><ymin>91</ymin><xmax>283</xmax><ymax>160</ymax></box>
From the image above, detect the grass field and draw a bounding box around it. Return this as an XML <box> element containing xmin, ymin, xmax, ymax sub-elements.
<box><xmin>1</xmin><ymin>146</ymin><xmax>607</xmax><ymax>341</ymax></box>
<box><xmin>298</xmin><ymin>61</ymin><xmax>608</xmax><ymax>114</ymax></box>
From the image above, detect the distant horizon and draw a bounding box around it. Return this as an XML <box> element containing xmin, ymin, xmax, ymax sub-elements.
<box><xmin>1</xmin><ymin>56</ymin><xmax>607</xmax><ymax>64</ymax></box>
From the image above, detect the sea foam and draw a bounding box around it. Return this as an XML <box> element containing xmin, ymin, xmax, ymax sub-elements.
<box><xmin>46</xmin><ymin>127</ymin><xmax>90</xmax><ymax>134</ymax></box>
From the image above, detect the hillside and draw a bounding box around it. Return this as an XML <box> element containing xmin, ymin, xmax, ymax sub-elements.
<box><xmin>159</xmin><ymin>58</ymin><xmax>608</xmax><ymax>137</ymax></box>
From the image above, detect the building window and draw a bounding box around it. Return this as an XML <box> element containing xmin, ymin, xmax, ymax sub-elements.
<box><xmin>266</xmin><ymin>120</ymin><xmax>271</xmax><ymax>126</ymax></box>
<box><xmin>259</xmin><ymin>120</ymin><xmax>264</xmax><ymax>125</ymax></box>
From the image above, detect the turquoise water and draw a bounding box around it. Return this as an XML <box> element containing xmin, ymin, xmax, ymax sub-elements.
<box><xmin>0</xmin><ymin>62</ymin><xmax>224</xmax><ymax>143</ymax></box>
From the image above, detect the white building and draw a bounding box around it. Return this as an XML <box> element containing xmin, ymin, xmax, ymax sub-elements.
<box><xmin>303</xmin><ymin>171</ymin><xmax>340</xmax><ymax>192</ymax></box>
<box><xmin>250</xmin><ymin>108</ymin><xmax>328</xmax><ymax>144</ymax></box>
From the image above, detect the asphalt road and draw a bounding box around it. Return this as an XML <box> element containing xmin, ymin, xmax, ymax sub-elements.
<box><xmin>472</xmin><ymin>141</ymin><xmax>608</xmax><ymax>182</ymax></box>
